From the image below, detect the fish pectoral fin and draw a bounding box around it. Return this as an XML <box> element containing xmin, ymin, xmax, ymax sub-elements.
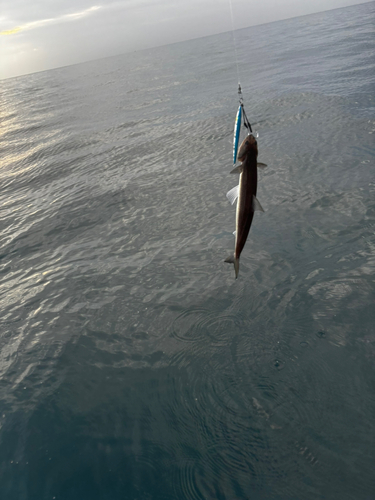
<box><xmin>252</xmin><ymin>195</ymin><xmax>264</xmax><ymax>212</ymax></box>
<box><xmin>233</xmin><ymin>230</ymin><xmax>236</xmax><ymax>237</ymax></box>
<box><xmin>257</xmin><ymin>162</ymin><xmax>267</xmax><ymax>169</ymax></box>
<box><xmin>230</xmin><ymin>165</ymin><xmax>243</xmax><ymax>174</ymax></box>
<box><xmin>226</xmin><ymin>185</ymin><xmax>239</xmax><ymax>205</ymax></box>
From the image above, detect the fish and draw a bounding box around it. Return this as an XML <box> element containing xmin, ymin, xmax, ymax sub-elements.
<box><xmin>225</xmin><ymin>133</ymin><xmax>266</xmax><ymax>278</ymax></box>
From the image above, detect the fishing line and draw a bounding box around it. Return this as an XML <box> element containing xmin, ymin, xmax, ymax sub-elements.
<box><xmin>228</xmin><ymin>0</ymin><xmax>240</xmax><ymax>87</ymax></box>
<box><xmin>228</xmin><ymin>0</ymin><xmax>253</xmax><ymax>134</ymax></box>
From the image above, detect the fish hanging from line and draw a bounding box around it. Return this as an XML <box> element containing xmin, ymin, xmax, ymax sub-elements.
<box><xmin>225</xmin><ymin>133</ymin><xmax>267</xmax><ymax>278</ymax></box>
<box><xmin>233</xmin><ymin>104</ymin><xmax>242</xmax><ymax>165</ymax></box>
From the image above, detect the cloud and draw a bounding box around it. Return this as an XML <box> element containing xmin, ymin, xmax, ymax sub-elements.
<box><xmin>0</xmin><ymin>5</ymin><xmax>101</xmax><ymax>35</ymax></box>
<box><xmin>1</xmin><ymin>27</ymin><xmax>22</xmax><ymax>35</ymax></box>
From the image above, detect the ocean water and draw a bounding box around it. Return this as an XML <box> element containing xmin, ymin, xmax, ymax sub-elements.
<box><xmin>1</xmin><ymin>2</ymin><xmax>375</xmax><ymax>499</ymax></box>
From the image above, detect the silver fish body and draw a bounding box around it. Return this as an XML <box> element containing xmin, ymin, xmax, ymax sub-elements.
<box><xmin>225</xmin><ymin>134</ymin><xmax>265</xmax><ymax>278</ymax></box>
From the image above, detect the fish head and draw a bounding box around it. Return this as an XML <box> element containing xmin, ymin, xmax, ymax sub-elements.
<box><xmin>237</xmin><ymin>134</ymin><xmax>258</xmax><ymax>162</ymax></box>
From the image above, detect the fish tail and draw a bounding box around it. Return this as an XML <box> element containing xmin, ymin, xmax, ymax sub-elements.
<box><xmin>225</xmin><ymin>254</ymin><xmax>240</xmax><ymax>279</ymax></box>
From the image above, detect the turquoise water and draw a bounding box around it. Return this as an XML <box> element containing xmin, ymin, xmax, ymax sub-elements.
<box><xmin>1</xmin><ymin>2</ymin><xmax>374</xmax><ymax>499</ymax></box>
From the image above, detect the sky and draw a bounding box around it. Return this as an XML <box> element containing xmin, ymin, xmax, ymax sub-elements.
<box><xmin>0</xmin><ymin>0</ymin><xmax>371</xmax><ymax>80</ymax></box>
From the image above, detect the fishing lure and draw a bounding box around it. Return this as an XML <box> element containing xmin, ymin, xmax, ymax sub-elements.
<box><xmin>233</xmin><ymin>104</ymin><xmax>242</xmax><ymax>165</ymax></box>
<box><xmin>232</xmin><ymin>84</ymin><xmax>253</xmax><ymax>165</ymax></box>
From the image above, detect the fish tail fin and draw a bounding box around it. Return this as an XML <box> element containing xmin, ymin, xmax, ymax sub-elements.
<box><xmin>225</xmin><ymin>255</ymin><xmax>240</xmax><ymax>279</ymax></box>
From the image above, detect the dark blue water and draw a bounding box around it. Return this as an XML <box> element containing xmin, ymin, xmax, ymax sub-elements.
<box><xmin>1</xmin><ymin>2</ymin><xmax>375</xmax><ymax>499</ymax></box>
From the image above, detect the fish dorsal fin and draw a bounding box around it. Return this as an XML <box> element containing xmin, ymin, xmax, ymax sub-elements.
<box><xmin>226</xmin><ymin>185</ymin><xmax>239</xmax><ymax>205</ymax></box>
<box><xmin>252</xmin><ymin>195</ymin><xmax>264</xmax><ymax>212</ymax></box>
<box><xmin>230</xmin><ymin>165</ymin><xmax>243</xmax><ymax>174</ymax></box>
<box><xmin>257</xmin><ymin>162</ymin><xmax>267</xmax><ymax>169</ymax></box>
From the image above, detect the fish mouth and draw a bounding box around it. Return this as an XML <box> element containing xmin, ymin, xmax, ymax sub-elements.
<box><xmin>245</xmin><ymin>134</ymin><xmax>258</xmax><ymax>154</ymax></box>
<box><xmin>248</xmin><ymin>134</ymin><xmax>257</xmax><ymax>146</ymax></box>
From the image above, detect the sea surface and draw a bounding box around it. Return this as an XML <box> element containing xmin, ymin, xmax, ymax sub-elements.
<box><xmin>1</xmin><ymin>2</ymin><xmax>375</xmax><ymax>499</ymax></box>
